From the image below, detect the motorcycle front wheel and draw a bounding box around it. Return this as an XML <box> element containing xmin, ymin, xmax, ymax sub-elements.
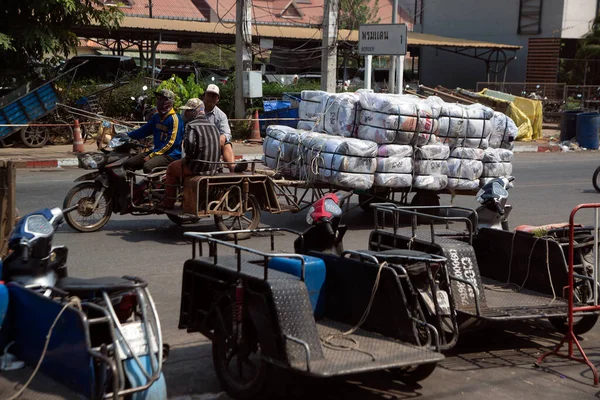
<box><xmin>63</xmin><ymin>182</ymin><xmax>113</xmax><ymax>232</ymax></box>
<box><xmin>592</xmin><ymin>165</ymin><xmax>600</xmax><ymax>193</ymax></box>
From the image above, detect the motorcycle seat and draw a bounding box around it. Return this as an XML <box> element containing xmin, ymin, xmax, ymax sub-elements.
<box><xmin>56</xmin><ymin>276</ymin><xmax>146</xmax><ymax>296</ymax></box>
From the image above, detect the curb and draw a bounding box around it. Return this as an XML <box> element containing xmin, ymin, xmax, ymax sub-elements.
<box><xmin>513</xmin><ymin>144</ymin><xmax>562</xmax><ymax>153</ymax></box>
<box><xmin>11</xmin><ymin>154</ymin><xmax>264</xmax><ymax>169</ymax></box>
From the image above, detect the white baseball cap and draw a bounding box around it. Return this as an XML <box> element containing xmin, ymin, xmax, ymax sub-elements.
<box><xmin>205</xmin><ymin>84</ymin><xmax>220</xmax><ymax>96</ymax></box>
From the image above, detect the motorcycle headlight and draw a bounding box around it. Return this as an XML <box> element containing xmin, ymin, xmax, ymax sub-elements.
<box><xmin>306</xmin><ymin>206</ymin><xmax>315</xmax><ymax>225</ymax></box>
<box><xmin>324</xmin><ymin>199</ymin><xmax>342</xmax><ymax>217</ymax></box>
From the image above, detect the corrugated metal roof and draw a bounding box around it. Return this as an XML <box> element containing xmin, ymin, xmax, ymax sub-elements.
<box><xmin>124</xmin><ymin>0</ymin><xmax>206</xmax><ymax>20</ymax></box>
<box><xmin>115</xmin><ymin>16</ymin><xmax>521</xmax><ymax>50</ymax></box>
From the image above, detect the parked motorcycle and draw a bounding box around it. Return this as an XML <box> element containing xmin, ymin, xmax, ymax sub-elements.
<box><xmin>130</xmin><ymin>85</ymin><xmax>155</xmax><ymax>122</ymax></box>
<box><xmin>0</xmin><ymin>206</ymin><xmax>167</xmax><ymax>399</ymax></box>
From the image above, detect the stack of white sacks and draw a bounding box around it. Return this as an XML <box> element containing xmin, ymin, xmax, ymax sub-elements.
<box><xmin>264</xmin><ymin>90</ymin><xmax>517</xmax><ymax>191</ymax></box>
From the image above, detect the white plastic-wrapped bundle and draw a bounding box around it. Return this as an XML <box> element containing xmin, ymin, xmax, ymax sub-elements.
<box><xmin>322</xmin><ymin>92</ymin><xmax>360</xmax><ymax>137</ymax></box>
<box><xmin>357</xmin><ymin>92</ymin><xmax>438</xmax><ymax>145</ymax></box>
<box><xmin>489</xmin><ymin>112</ymin><xmax>517</xmax><ymax>150</ymax></box>
<box><xmin>414</xmin><ymin>144</ymin><xmax>450</xmax><ymax>160</ymax></box>
<box><xmin>482</xmin><ymin>148</ymin><xmax>514</xmax><ymax>163</ymax></box>
<box><xmin>378</xmin><ymin>144</ymin><xmax>413</xmax><ymax>158</ymax></box>
<box><xmin>481</xmin><ymin>148</ymin><xmax>513</xmax><ymax>179</ymax></box>
<box><xmin>298</xmin><ymin>90</ymin><xmax>331</xmax><ymax>131</ymax></box>
<box><xmin>447</xmin><ymin>178</ymin><xmax>480</xmax><ymax>191</ymax></box>
<box><xmin>374</xmin><ymin>173</ymin><xmax>413</xmax><ymax>188</ymax></box>
<box><xmin>376</xmin><ymin>144</ymin><xmax>413</xmax><ymax>173</ymax></box>
<box><xmin>314</xmin><ymin>169</ymin><xmax>374</xmax><ymax>190</ymax></box>
<box><xmin>376</xmin><ymin>156</ymin><xmax>413</xmax><ymax>174</ymax></box>
<box><xmin>430</xmin><ymin>98</ymin><xmax>494</xmax><ymax>149</ymax></box>
<box><xmin>263</xmin><ymin>125</ymin><xmax>303</xmax><ymax>177</ymax></box>
<box><xmin>300</xmin><ymin>132</ymin><xmax>378</xmax><ymax>190</ymax></box>
<box><xmin>373</xmin><ymin>144</ymin><xmax>413</xmax><ymax>188</ymax></box>
<box><xmin>413</xmin><ymin>144</ymin><xmax>449</xmax><ymax>190</ymax></box>
<box><xmin>413</xmin><ymin>175</ymin><xmax>448</xmax><ymax>191</ymax></box>
<box><xmin>446</xmin><ymin>147</ymin><xmax>484</xmax><ymax>190</ymax></box>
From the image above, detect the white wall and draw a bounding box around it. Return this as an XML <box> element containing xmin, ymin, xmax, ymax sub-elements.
<box><xmin>561</xmin><ymin>0</ymin><xmax>597</xmax><ymax>38</ymax></box>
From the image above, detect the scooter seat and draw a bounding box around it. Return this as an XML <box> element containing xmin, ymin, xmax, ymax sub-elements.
<box><xmin>56</xmin><ymin>276</ymin><xmax>145</xmax><ymax>296</ymax></box>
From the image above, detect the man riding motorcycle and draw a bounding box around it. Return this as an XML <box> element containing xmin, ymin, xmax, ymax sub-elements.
<box><xmin>124</xmin><ymin>89</ymin><xmax>185</xmax><ymax>173</ymax></box>
<box><xmin>161</xmin><ymin>98</ymin><xmax>221</xmax><ymax>209</ymax></box>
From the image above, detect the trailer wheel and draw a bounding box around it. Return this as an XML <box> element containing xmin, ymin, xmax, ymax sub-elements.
<box><xmin>212</xmin><ymin>302</ymin><xmax>274</xmax><ymax>399</ymax></box>
<box><xmin>548</xmin><ymin>314</ymin><xmax>599</xmax><ymax>336</ymax></box>
<box><xmin>390</xmin><ymin>362</ymin><xmax>437</xmax><ymax>384</ymax></box>
<box><xmin>21</xmin><ymin>126</ymin><xmax>48</xmax><ymax>148</ymax></box>
<box><xmin>214</xmin><ymin>195</ymin><xmax>260</xmax><ymax>240</ymax></box>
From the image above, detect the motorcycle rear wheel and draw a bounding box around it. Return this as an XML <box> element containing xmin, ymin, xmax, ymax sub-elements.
<box><xmin>389</xmin><ymin>362</ymin><xmax>437</xmax><ymax>384</ymax></box>
<box><xmin>63</xmin><ymin>182</ymin><xmax>113</xmax><ymax>232</ymax></box>
<box><xmin>592</xmin><ymin>165</ymin><xmax>600</xmax><ymax>193</ymax></box>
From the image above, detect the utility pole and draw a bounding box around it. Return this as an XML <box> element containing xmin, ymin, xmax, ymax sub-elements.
<box><xmin>320</xmin><ymin>0</ymin><xmax>340</xmax><ymax>92</ymax></box>
<box><xmin>235</xmin><ymin>0</ymin><xmax>253</xmax><ymax>119</ymax></box>
<box><xmin>388</xmin><ymin>0</ymin><xmax>398</xmax><ymax>93</ymax></box>
<box><xmin>148</xmin><ymin>0</ymin><xmax>153</xmax><ymax>18</ymax></box>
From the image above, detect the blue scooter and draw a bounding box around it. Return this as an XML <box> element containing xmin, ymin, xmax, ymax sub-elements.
<box><xmin>0</xmin><ymin>206</ymin><xmax>167</xmax><ymax>399</ymax></box>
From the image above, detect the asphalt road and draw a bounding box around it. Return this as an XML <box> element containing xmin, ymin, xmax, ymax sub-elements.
<box><xmin>11</xmin><ymin>151</ymin><xmax>600</xmax><ymax>399</ymax></box>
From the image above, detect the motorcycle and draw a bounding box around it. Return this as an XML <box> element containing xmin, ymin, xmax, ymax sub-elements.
<box><xmin>63</xmin><ymin>134</ymin><xmax>195</xmax><ymax>232</ymax></box>
<box><xmin>130</xmin><ymin>85</ymin><xmax>155</xmax><ymax>122</ymax></box>
<box><xmin>0</xmin><ymin>206</ymin><xmax>167</xmax><ymax>399</ymax></box>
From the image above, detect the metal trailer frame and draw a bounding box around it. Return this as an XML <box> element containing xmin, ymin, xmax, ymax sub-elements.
<box><xmin>536</xmin><ymin>203</ymin><xmax>600</xmax><ymax>387</ymax></box>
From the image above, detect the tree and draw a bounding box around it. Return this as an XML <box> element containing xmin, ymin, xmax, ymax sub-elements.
<box><xmin>0</xmin><ymin>0</ymin><xmax>123</xmax><ymax>86</ymax></box>
<box><xmin>339</xmin><ymin>0</ymin><xmax>381</xmax><ymax>30</ymax></box>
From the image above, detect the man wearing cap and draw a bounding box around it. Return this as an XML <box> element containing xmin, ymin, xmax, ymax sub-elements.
<box><xmin>124</xmin><ymin>89</ymin><xmax>184</xmax><ymax>173</ymax></box>
<box><xmin>203</xmin><ymin>84</ymin><xmax>242</xmax><ymax>172</ymax></box>
<box><xmin>161</xmin><ymin>98</ymin><xmax>221</xmax><ymax>209</ymax></box>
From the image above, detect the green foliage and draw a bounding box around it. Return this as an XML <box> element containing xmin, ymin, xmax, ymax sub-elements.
<box><xmin>0</xmin><ymin>0</ymin><xmax>123</xmax><ymax>86</ymax></box>
<box><xmin>339</xmin><ymin>0</ymin><xmax>381</xmax><ymax>30</ymax></box>
<box><xmin>156</xmin><ymin>74</ymin><xmax>205</xmax><ymax>108</ymax></box>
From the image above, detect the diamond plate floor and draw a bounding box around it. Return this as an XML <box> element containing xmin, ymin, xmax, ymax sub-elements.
<box><xmin>289</xmin><ymin>319</ymin><xmax>444</xmax><ymax>377</ymax></box>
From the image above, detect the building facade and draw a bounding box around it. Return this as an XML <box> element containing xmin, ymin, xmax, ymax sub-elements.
<box><xmin>418</xmin><ymin>0</ymin><xmax>599</xmax><ymax>89</ymax></box>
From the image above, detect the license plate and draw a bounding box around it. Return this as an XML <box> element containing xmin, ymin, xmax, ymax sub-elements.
<box><xmin>420</xmin><ymin>290</ymin><xmax>451</xmax><ymax>316</ymax></box>
<box><xmin>436</xmin><ymin>290</ymin><xmax>451</xmax><ymax>315</ymax></box>
<box><xmin>117</xmin><ymin>321</ymin><xmax>158</xmax><ymax>360</ymax></box>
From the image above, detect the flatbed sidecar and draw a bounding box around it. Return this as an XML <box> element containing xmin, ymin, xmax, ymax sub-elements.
<box><xmin>179</xmin><ymin>229</ymin><xmax>443</xmax><ymax>399</ymax></box>
<box><xmin>368</xmin><ymin>204</ymin><xmax>600</xmax><ymax>333</ymax></box>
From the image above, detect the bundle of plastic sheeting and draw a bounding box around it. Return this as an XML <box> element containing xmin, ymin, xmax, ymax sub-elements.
<box><xmin>298</xmin><ymin>90</ymin><xmax>331</xmax><ymax>131</ymax></box>
<box><xmin>357</xmin><ymin>92</ymin><xmax>439</xmax><ymax>145</ymax></box>
<box><xmin>300</xmin><ymin>131</ymin><xmax>378</xmax><ymax>190</ymax></box>
<box><xmin>480</xmin><ymin>148</ymin><xmax>514</xmax><ymax>186</ymax></box>
<box><xmin>263</xmin><ymin>125</ymin><xmax>303</xmax><ymax>177</ymax></box>
<box><xmin>374</xmin><ymin>144</ymin><xmax>413</xmax><ymax>188</ymax></box>
<box><xmin>488</xmin><ymin>111</ymin><xmax>518</xmax><ymax>150</ymax></box>
<box><xmin>427</xmin><ymin>97</ymin><xmax>494</xmax><ymax>149</ymax></box>
<box><xmin>447</xmin><ymin>147</ymin><xmax>484</xmax><ymax>191</ymax></box>
<box><xmin>413</xmin><ymin>144</ymin><xmax>449</xmax><ymax>190</ymax></box>
<box><xmin>322</xmin><ymin>92</ymin><xmax>361</xmax><ymax>137</ymax></box>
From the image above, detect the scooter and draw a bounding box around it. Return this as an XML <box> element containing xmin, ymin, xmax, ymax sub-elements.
<box><xmin>0</xmin><ymin>206</ymin><xmax>167</xmax><ymax>399</ymax></box>
<box><xmin>475</xmin><ymin>176</ymin><xmax>514</xmax><ymax>230</ymax></box>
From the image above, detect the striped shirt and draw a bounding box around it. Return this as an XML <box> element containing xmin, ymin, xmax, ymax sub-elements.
<box><xmin>205</xmin><ymin>105</ymin><xmax>232</xmax><ymax>141</ymax></box>
<box><xmin>183</xmin><ymin>116</ymin><xmax>221</xmax><ymax>174</ymax></box>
